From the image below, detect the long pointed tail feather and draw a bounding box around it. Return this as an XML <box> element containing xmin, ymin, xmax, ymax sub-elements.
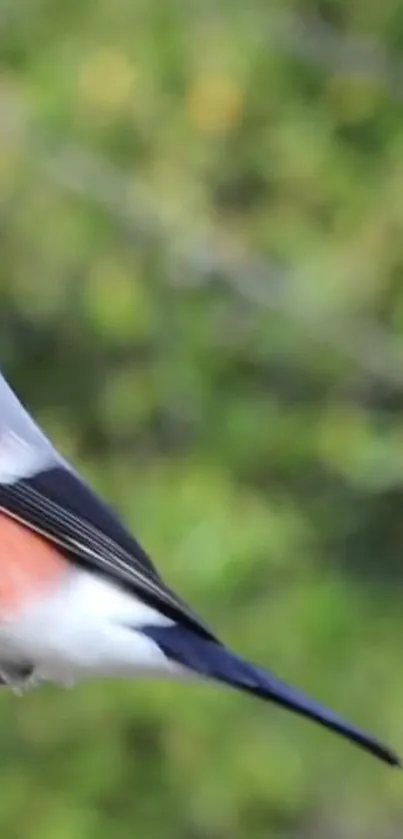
<box><xmin>144</xmin><ymin>624</ymin><xmax>400</xmax><ymax>767</ymax></box>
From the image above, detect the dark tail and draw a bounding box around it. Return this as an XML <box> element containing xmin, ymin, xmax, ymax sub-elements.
<box><xmin>144</xmin><ymin>624</ymin><xmax>400</xmax><ymax>767</ymax></box>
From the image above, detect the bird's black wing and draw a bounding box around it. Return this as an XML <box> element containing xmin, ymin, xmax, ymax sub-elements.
<box><xmin>0</xmin><ymin>464</ymin><xmax>216</xmax><ymax>640</ymax></box>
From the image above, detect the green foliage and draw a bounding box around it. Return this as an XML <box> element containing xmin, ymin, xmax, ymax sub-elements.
<box><xmin>0</xmin><ymin>1</ymin><xmax>403</xmax><ymax>837</ymax></box>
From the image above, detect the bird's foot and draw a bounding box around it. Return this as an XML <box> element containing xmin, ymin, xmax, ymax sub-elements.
<box><xmin>0</xmin><ymin>663</ymin><xmax>40</xmax><ymax>695</ymax></box>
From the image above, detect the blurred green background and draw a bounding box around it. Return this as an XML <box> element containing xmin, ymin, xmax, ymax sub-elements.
<box><xmin>1</xmin><ymin>0</ymin><xmax>403</xmax><ymax>837</ymax></box>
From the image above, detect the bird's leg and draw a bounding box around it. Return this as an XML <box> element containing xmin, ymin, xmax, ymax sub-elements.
<box><xmin>0</xmin><ymin>663</ymin><xmax>38</xmax><ymax>695</ymax></box>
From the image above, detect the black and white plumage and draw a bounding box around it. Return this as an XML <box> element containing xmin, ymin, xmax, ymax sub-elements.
<box><xmin>0</xmin><ymin>370</ymin><xmax>398</xmax><ymax>767</ymax></box>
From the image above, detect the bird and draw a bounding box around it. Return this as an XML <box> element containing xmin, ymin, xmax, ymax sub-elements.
<box><xmin>0</xmin><ymin>369</ymin><xmax>398</xmax><ymax>768</ymax></box>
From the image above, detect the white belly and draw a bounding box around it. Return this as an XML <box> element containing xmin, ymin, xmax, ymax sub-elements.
<box><xmin>0</xmin><ymin>569</ymin><xmax>176</xmax><ymax>686</ymax></box>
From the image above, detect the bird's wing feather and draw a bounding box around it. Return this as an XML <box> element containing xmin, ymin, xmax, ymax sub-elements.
<box><xmin>0</xmin><ymin>372</ymin><xmax>215</xmax><ymax>640</ymax></box>
<box><xmin>0</xmin><ymin>468</ymin><xmax>216</xmax><ymax>639</ymax></box>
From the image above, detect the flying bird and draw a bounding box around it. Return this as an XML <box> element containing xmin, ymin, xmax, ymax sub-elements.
<box><xmin>0</xmin><ymin>369</ymin><xmax>398</xmax><ymax>767</ymax></box>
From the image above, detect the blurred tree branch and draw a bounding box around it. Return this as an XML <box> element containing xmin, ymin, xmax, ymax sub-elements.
<box><xmin>276</xmin><ymin>13</ymin><xmax>403</xmax><ymax>102</ymax></box>
<box><xmin>28</xmin><ymin>128</ymin><xmax>403</xmax><ymax>391</ymax></box>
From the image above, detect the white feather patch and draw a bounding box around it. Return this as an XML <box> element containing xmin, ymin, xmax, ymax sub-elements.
<box><xmin>0</xmin><ymin>570</ymin><xmax>178</xmax><ymax>685</ymax></box>
<box><xmin>0</xmin><ymin>430</ymin><xmax>49</xmax><ymax>484</ymax></box>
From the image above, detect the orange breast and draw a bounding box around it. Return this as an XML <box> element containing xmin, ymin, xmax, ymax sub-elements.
<box><xmin>0</xmin><ymin>512</ymin><xmax>69</xmax><ymax>617</ymax></box>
